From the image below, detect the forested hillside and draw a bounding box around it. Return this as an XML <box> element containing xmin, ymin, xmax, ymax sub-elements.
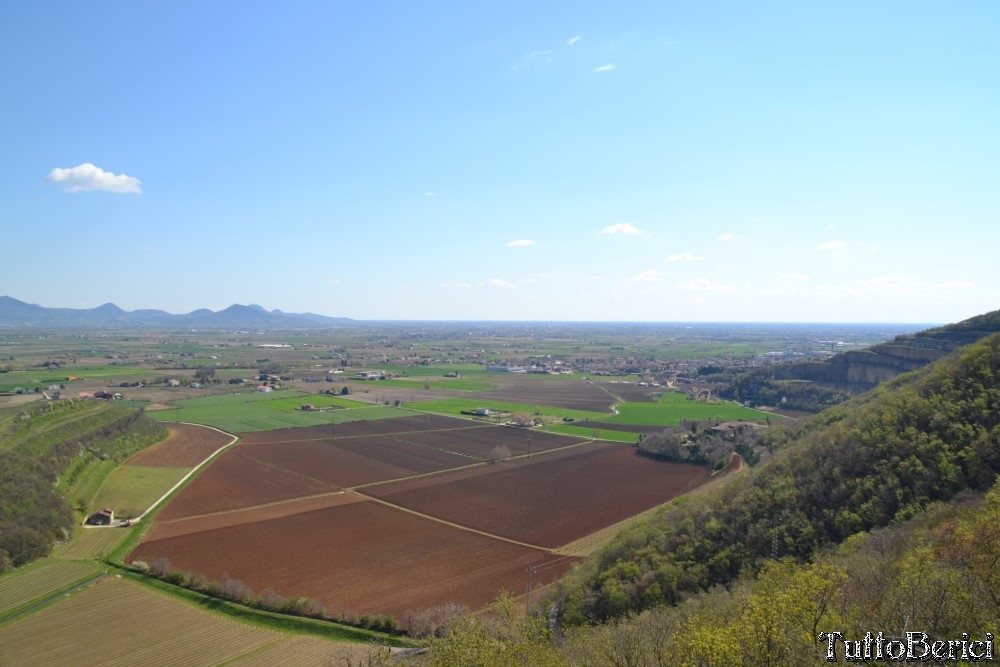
<box><xmin>415</xmin><ymin>481</ymin><xmax>999</xmax><ymax>665</ymax></box>
<box><xmin>0</xmin><ymin>400</ymin><xmax>166</xmax><ymax>572</ymax></box>
<box><xmin>554</xmin><ymin>333</ymin><xmax>1000</xmax><ymax>623</ymax></box>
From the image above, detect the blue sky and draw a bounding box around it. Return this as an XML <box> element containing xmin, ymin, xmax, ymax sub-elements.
<box><xmin>2</xmin><ymin>2</ymin><xmax>998</xmax><ymax>322</ymax></box>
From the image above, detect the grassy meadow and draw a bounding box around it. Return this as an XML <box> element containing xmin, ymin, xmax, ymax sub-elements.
<box><xmin>148</xmin><ymin>391</ymin><xmax>409</xmax><ymax>432</ymax></box>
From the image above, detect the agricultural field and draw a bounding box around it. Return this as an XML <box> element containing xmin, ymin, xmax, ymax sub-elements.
<box><xmin>362</xmin><ymin>442</ymin><xmax>712</xmax><ymax>548</ymax></box>
<box><xmin>596</xmin><ymin>392</ymin><xmax>779</xmax><ymax>427</ymax></box>
<box><xmin>91</xmin><ymin>465</ymin><xmax>190</xmax><ymax>518</ymax></box>
<box><xmin>130</xmin><ymin>415</ymin><xmax>722</xmax><ymax>619</ymax></box>
<box><xmin>0</xmin><ymin>577</ymin><xmax>293</xmax><ymax>666</ymax></box>
<box><xmin>469</xmin><ymin>375</ymin><xmax>617</xmax><ymax>412</ymax></box>
<box><xmin>404</xmin><ymin>397</ymin><xmax>607</xmax><ymax>422</ymax></box>
<box><xmin>126</xmin><ymin>422</ymin><xmax>233</xmax><ymax>467</ymax></box>
<box><xmin>53</xmin><ymin>526</ymin><xmax>131</xmax><ymax>560</ymax></box>
<box><xmin>147</xmin><ymin>391</ymin><xmax>408</xmax><ymax>432</ymax></box>
<box><xmin>131</xmin><ymin>500</ymin><xmax>578</xmax><ymax>619</ymax></box>
<box><xmin>0</xmin><ymin>558</ymin><xmax>101</xmax><ymax>620</ymax></box>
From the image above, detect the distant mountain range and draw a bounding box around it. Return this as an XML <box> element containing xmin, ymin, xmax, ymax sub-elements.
<box><xmin>0</xmin><ymin>296</ymin><xmax>352</xmax><ymax>328</ymax></box>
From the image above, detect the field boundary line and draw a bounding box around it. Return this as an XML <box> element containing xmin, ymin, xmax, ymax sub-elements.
<box><xmin>350</xmin><ymin>437</ymin><xmax>597</xmax><ymax>492</ymax></box>
<box><xmin>0</xmin><ymin>572</ymin><xmax>108</xmax><ymax>626</ymax></box>
<box><xmin>356</xmin><ymin>493</ymin><xmax>558</xmax><ymax>553</ymax></box>
<box><xmin>156</xmin><ymin>490</ymin><xmax>351</xmax><ymax>525</ymax></box>
<box><xmin>242</xmin><ymin>422</ymin><xmax>497</xmax><ymax>446</ymax></box>
<box><xmin>136</xmin><ymin>423</ymin><xmax>239</xmax><ymax>521</ymax></box>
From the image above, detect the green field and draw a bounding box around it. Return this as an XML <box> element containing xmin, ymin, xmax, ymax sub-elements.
<box><xmin>91</xmin><ymin>465</ymin><xmax>190</xmax><ymax>517</ymax></box>
<box><xmin>598</xmin><ymin>392</ymin><xmax>779</xmax><ymax>427</ymax></box>
<box><xmin>543</xmin><ymin>424</ymin><xmax>639</xmax><ymax>443</ymax></box>
<box><xmin>149</xmin><ymin>394</ymin><xmax>409</xmax><ymax>432</ymax></box>
<box><xmin>366</xmin><ymin>377</ymin><xmax>497</xmax><ymax>391</ymax></box>
<box><xmin>255</xmin><ymin>394</ymin><xmax>375</xmax><ymax>411</ymax></box>
<box><xmin>405</xmin><ymin>397</ymin><xmax>607</xmax><ymax>422</ymax></box>
<box><xmin>0</xmin><ymin>558</ymin><xmax>102</xmax><ymax>620</ymax></box>
<box><xmin>171</xmin><ymin>391</ymin><xmax>312</xmax><ymax>408</ymax></box>
<box><xmin>53</xmin><ymin>527</ymin><xmax>131</xmax><ymax>561</ymax></box>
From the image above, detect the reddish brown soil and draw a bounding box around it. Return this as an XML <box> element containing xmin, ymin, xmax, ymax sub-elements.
<box><xmin>131</xmin><ymin>500</ymin><xmax>577</xmax><ymax>619</ymax></box>
<box><xmin>239</xmin><ymin>440</ymin><xmax>450</xmax><ymax>488</ymax></box>
<box><xmin>127</xmin><ymin>423</ymin><xmax>233</xmax><ymax>467</ymax></box>
<box><xmin>147</xmin><ymin>493</ymin><xmax>365</xmax><ymax>541</ymax></box>
<box><xmin>596</xmin><ymin>382</ymin><xmax>661</xmax><ymax>403</ymax></box>
<box><xmin>230</xmin><ymin>420</ymin><xmax>579</xmax><ymax>488</ymax></box>
<box><xmin>236</xmin><ymin>414</ymin><xmax>487</xmax><ymax>443</ymax></box>
<box><xmin>156</xmin><ymin>451</ymin><xmax>337</xmax><ymax>520</ymax></box>
<box><xmin>363</xmin><ymin>443</ymin><xmax>713</xmax><ymax>548</ymax></box>
<box><xmin>394</xmin><ymin>426</ymin><xmax>575</xmax><ymax>459</ymax></box>
<box><xmin>473</xmin><ymin>376</ymin><xmax>616</xmax><ymax>412</ymax></box>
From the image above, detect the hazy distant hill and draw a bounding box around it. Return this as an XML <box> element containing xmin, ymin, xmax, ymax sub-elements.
<box><xmin>0</xmin><ymin>296</ymin><xmax>351</xmax><ymax>329</ymax></box>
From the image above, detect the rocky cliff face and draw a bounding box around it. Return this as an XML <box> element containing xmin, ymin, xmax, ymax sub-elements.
<box><xmin>771</xmin><ymin>330</ymin><xmax>993</xmax><ymax>390</ymax></box>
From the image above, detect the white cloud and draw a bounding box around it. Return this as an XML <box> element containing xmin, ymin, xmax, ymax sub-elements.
<box><xmin>818</xmin><ymin>240</ymin><xmax>848</xmax><ymax>251</ymax></box>
<box><xmin>513</xmin><ymin>50</ymin><xmax>553</xmax><ymax>70</ymax></box>
<box><xmin>594</xmin><ymin>64</ymin><xmax>616</xmax><ymax>73</ymax></box>
<box><xmin>327</xmin><ymin>278</ymin><xmax>342</xmax><ymax>286</ymax></box>
<box><xmin>47</xmin><ymin>163</ymin><xmax>142</xmax><ymax>194</ymax></box>
<box><xmin>601</xmin><ymin>223</ymin><xmax>644</xmax><ymax>235</ymax></box>
<box><xmin>482</xmin><ymin>278</ymin><xmax>514</xmax><ymax>289</ymax></box>
<box><xmin>666</xmin><ymin>252</ymin><xmax>704</xmax><ymax>262</ymax></box>
<box><xmin>425</xmin><ymin>192</ymin><xmax>435</xmax><ymax>197</ymax></box>
<box><xmin>675</xmin><ymin>278</ymin><xmax>736</xmax><ymax>293</ymax></box>
<box><xmin>567</xmin><ymin>36</ymin><xmax>581</xmax><ymax>46</ymax></box>
<box><xmin>506</xmin><ymin>239</ymin><xmax>535</xmax><ymax>247</ymax></box>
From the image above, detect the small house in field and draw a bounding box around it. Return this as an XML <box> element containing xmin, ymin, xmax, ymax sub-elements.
<box><xmin>86</xmin><ymin>508</ymin><xmax>114</xmax><ymax>526</ymax></box>
<box><xmin>300</xmin><ymin>404</ymin><xmax>317</xmax><ymax>412</ymax></box>
<box><xmin>256</xmin><ymin>385</ymin><xmax>272</xmax><ymax>393</ymax></box>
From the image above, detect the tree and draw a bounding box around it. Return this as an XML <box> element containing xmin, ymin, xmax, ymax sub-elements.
<box><xmin>194</xmin><ymin>367</ymin><xmax>216</xmax><ymax>381</ymax></box>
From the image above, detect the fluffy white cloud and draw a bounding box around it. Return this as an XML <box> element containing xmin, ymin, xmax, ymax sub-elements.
<box><xmin>506</xmin><ymin>239</ymin><xmax>535</xmax><ymax>247</ymax></box>
<box><xmin>567</xmin><ymin>36</ymin><xmax>581</xmax><ymax>46</ymax></box>
<box><xmin>818</xmin><ymin>240</ymin><xmax>848</xmax><ymax>251</ymax></box>
<box><xmin>601</xmin><ymin>223</ymin><xmax>644</xmax><ymax>235</ymax></box>
<box><xmin>594</xmin><ymin>64</ymin><xmax>616</xmax><ymax>73</ymax></box>
<box><xmin>666</xmin><ymin>252</ymin><xmax>704</xmax><ymax>262</ymax></box>
<box><xmin>482</xmin><ymin>278</ymin><xmax>514</xmax><ymax>289</ymax></box>
<box><xmin>718</xmin><ymin>233</ymin><xmax>736</xmax><ymax>241</ymax></box>
<box><xmin>47</xmin><ymin>163</ymin><xmax>142</xmax><ymax>194</ymax></box>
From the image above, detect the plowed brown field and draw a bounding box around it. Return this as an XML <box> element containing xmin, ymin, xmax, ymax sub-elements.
<box><xmin>472</xmin><ymin>376</ymin><xmax>615</xmax><ymax>412</ymax></box>
<box><xmin>156</xmin><ymin>451</ymin><xmax>337</xmax><ymax>520</ymax></box>
<box><xmin>127</xmin><ymin>423</ymin><xmax>232</xmax><ymax>467</ymax></box>
<box><xmin>131</xmin><ymin>500</ymin><xmax>576</xmax><ymax>619</ymax></box>
<box><xmin>235</xmin><ymin>413</ymin><xmax>488</xmax><ymax>444</ymax></box>
<box><xmin>135</xmin><ymin>417</ymin><xmax>726</xmax><ymax>618</ymax></box>
<box><xmin>363</xmin><ymin>443</ymin><xmax>712</xmax><ymax>547</ymax></box>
